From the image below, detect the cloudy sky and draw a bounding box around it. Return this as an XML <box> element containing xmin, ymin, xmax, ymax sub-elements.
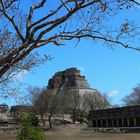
<box><xmin>2</xmin><ymin>1</ymin><xmax>140</xmax><ymax>106</ymax></box>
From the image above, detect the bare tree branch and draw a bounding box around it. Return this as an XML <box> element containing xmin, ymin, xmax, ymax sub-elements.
<box><xmin>129</xmin><ymin>0</ymin><xmax>140</xmax><ymax>5</ymax></box>
<box><xmin>0</xmin><ymin>0</ymin><xmax>25</xmax><ymax>42</ymax></box>
<box><xmin>26</xmin><ymin>0</ymin><xmax>47</xmax><ymax>38</ymax></box>
<box><xmin>0</xmin><ymin>0</ymin><xmax>140</xmax><ymax>84</ymax></box>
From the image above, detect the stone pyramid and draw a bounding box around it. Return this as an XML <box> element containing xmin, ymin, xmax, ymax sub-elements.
<box><xmin>46</xmin><ymin>67</ymin><xmax>110</xmax><ymax>109</ymax></box>
<box><xmin>47</xmin><ymin>67</ymin><xmax>90</xmax><ymax>90</ymax></box>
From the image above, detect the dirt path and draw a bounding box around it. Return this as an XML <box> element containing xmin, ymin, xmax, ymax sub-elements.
<box><xmin>46</xmin><ymin>124</ymin><xmax>140</xmax><ymax>140</ymax></box>
<box><xmin>1</xmin><ymin>124</ymin><xmax>140</xmax><ymax>140</ymax></box>
<box><xmin>46</xmin><ymin>124</ymin><xmax>85</xmax><ymax>136</ymax></box>
<box><xmin>0</xmin><ymin>134</ymin><xmax>16</xmax><ymax>140</ymax></box>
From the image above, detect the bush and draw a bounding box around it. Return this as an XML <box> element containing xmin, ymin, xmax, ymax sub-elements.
<box><xmin>17</xmin><ymin>113</ymin><xmax>44</xmax><ymax>140</ymax></box>
<box><xmin>30</xmin><ymin>114</ymin><xmax>39</xmax><ymax>127</ymax></box>
<box><xmin>71</xmin><ymin>109</ymin><xmax>88</xmax><ymax>124</ymax></box>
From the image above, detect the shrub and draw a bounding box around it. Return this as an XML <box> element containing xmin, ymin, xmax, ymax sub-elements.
<box><xmin>17</xmin><ymin>113</ymin><xmax>44</xmax><ymax>140</ymax></box>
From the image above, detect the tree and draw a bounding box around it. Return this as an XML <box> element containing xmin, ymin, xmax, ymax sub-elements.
<box><xmin>102</xmin><ymin>93</ymin><xmax>112</xmax><ymax>108</ymax></box>
<box><xmin>58</xmin><ymin>93</ymin><xmax>69</xmax><ymax>123</ymax></box>
<box><xmin>76</xmin><ymin>109</ymin><xmax>88</xmax><ymax>124</ymax></box>
<box><xmin>83</xmin><ymin>91</ymin><xmax>110</xmax><ymax>111</ymax></box>
<box><xmin>130</xmin><ymin>0</ymin><xmax>140</xmax><ymax>5</ymax></box>
<box><xmin>58</xmin><ymin>90</ymin><xmax>111</xmax><ymax>123</ymax></box>
<box><xmin>68</xmin><ymin>91</ymin><xmax>81</xmax><ymax>123</ymax></box>
<box><xmin>47</xmin><ymin>94</ymin><xmax>60</xmax><ymax>128</ymax></box>
<box><xmin>29</xmin><ymin>87</ymin><xmax>51</xmax><ymax>127</ymax></box>
<box><xmin>0</xmin><ymin>0</ymin><xmax>140</xmax><ymax>84</ymax></box>
<box><xmin>78</xmin><ymin>94</ymin><xmax>91</xmax><ymax>124</ymax></box>
<box><xmin>123</xmin><ymin>84</ymin><xmax>140</xmax><ymax>106</ymax></box>
<box><xmin>28</xmin><ymin>87</ymin><xmax>61</xmax><ymax>128</ymax></box>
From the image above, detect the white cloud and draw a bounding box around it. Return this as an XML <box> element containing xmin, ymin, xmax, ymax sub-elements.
<box><xmin>13</xmin><ymin>70</ymin><xmax>28</xmax><ymax>82</ymax></box>
<box><xmin>107</xmin><ymin>90</ymin><xmax>119</xmax><ymax>97</ymax></box>
<box><xmin>77</xmin><ymin>66</ymin><xmax>85</xmax><ymax>73</ymax></box>
<box><xmin>13</xmin><ymin>73</ymin><xmax>24</xmax><ymax>82</ymax></box>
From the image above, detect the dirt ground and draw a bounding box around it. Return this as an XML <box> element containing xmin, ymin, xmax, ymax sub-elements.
<box><xmin>45</xmin><ymin>124</ymin><xmax>140</xmax><ymax>140</ymax></box>
<box><xmin>1</xmin><ymin>124</ymin><xmax>140</xmax><ymax>140</ymax></box>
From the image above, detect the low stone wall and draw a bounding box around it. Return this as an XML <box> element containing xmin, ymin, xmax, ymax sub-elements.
<box><xmin>0</xmin><ymin>127</ymin><xmax>17</xmax><ymax>134</ymax></box>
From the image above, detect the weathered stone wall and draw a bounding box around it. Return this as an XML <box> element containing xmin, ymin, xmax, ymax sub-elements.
<box><xmin>88</xmin><ymin>105</ymin><xmax>140</xmax><ymax>128</ymax></box>
<box><xmin>89</xmin><ymin>105</ymin><xmax>140</xmax><ymax>119</ymax></box>
<box><xmin>0</xmin><ymin>104</ymin><xmax>8</xmax><ymax>114</ymax></box>
<box><xmin>10</xmin><ymin>105</ymin><xmax>32</xmax><ymax>118</ymax></box>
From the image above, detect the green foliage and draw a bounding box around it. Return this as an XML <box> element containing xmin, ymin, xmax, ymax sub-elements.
<box><xmin>71</xmin><ymin>109</ymin><xmax>88</xmax><ymax>124</ymax></box>
<box><xmin>17</xmin><ymin>113</ymin><xmax>44</xmax><ymax>140</ymax></box>
<box><xmin>30</xmin><ymin>114</ymin><xmax>39</xmax><ymax>127</ymax></box>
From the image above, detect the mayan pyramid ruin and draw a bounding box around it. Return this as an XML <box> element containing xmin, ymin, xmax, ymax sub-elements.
<box><xmin>46</xmin><ymin>67</ymin><xmax>110</xmax><ymax>109</ymax></box>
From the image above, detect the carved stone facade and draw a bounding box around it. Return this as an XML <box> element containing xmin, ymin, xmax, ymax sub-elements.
<box><xmin>88</xmin><ymin>105</ymin><xmax>140</xmax><ymax>128</ymax></box>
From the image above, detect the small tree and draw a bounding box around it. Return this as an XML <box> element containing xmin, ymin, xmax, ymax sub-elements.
<box><xmin>28</xmin><ymin>87</ymin><xmax>51</xmax><ymax>127</ymax></box>
<box><xmin>78</xmin><ymin>109</ymin><xmax>88</xmax><ymax>124</ymax></box>
<box><xmin>123</xmin><ymin>84</ymin><xmax>140</xmax><ymax>106</ymax></box>
<box><xmin>71</xmin><ymin>108</ymin><xmax>87</xmax><ymax>124</ymax></box>
<box><xmin>83</xmin><ymin>91</ymin><xmax>110</xmax><ymax>111</ymax></box>
<box><xmin>47</xmin><ymin>94</ymin><xmax>60</xmax><ymax>128</ymax></box>
<box><xmin>78</xmin><ymin>96</ymin><xmax>88</xmax><ymax>124</ymax></box>
<box><xmin>17</xmin><ymin>113</ymin><xmax>44</xmax><ymax>140</ymax></box>
<box><xmin>34</xmin><ymin>91</ymin><xmax>51</xmax><ymax>127</ymax></box>
<box><xmin>68</xmin><ymin>91</ymin><xmax>80</xmax><ymax>123</ymax></box>
<box><xmin>28</xmin><ymin>87</ymin><xmax>61</xmax><ymax>128</ymax></box>
<box><xmin>58</xmin><ymin>93</ymin><xmax>69</xmax><ymax>123</ymax></box>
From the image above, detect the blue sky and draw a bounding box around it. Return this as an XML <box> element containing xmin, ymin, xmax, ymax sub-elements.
<box><xmin>21</xmin><ymin>40</ymin><xmax>140</xmax><ymax>106</ymax></box>
<box><xmin>2</xmin><ymin>1</ymin><xmax>140</xmax><ymax>106</ymax></box>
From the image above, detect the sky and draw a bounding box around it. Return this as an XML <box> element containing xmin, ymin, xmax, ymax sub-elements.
<box><xmin>2</xmin><ymin>1</ymin><xmax>140</xmax><ymax>106</ymax></box>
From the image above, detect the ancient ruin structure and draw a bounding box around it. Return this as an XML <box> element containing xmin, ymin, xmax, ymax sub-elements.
<box><xmin>10</xmin><ymin>105</ymin><xmax>32</xmax><ymax>118</ymax></box>
<box><xmin>0</xmin><ymin>104</ymin><xmax>9</xmax><ymax>126</ymax></box>
<box><xmin>9</xmin><ymin>68</ymin><xmax>110</xmax><ymax>124</ymax></box>
<box><xmin>88</xmin><ymin>105</ymin><xmax>140</xmax><ymax>128</ymax></box>
<box><xmin>47</xmin><ymin>67</ymin><xmax>90</xmax><ymax>90</ymax></box>
<box><xmin>0</xmin><ymin>104</ymin><xmax>8</xmax><ymax>114</ymax></box>
<box><xmin>9</xmin><ymin>68</ymin><xmax>109</xmax><ymax>118</ymax></box>
<box><xmin>47</xmin><ymin>67</ymin><xmax>110</xmax><ymax>110</ymax></box>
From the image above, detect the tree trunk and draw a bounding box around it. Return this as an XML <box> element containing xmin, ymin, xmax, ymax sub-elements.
<box><xmin>72</xmin><ymin>110</ymin><xmax>75</xmax><ymax>124</ymax></box>
<box><xmin>62</xmin><ymin>112</ymin><xmax>65</xmax><ymax>125</ymax></box>
<box><xmin>80</xmin><ymin>113</ymin><xmax>83</xmax><ymax>124</ymax></box>
<box><xmin>40</xmin><ymin>115</ymin><xmax>45</xmax><ymax>127</ymax></box>
<box><xmin>48</xmin><ymin>113</ymin><xmax>53</xmax><ymax>128</ymax></box>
